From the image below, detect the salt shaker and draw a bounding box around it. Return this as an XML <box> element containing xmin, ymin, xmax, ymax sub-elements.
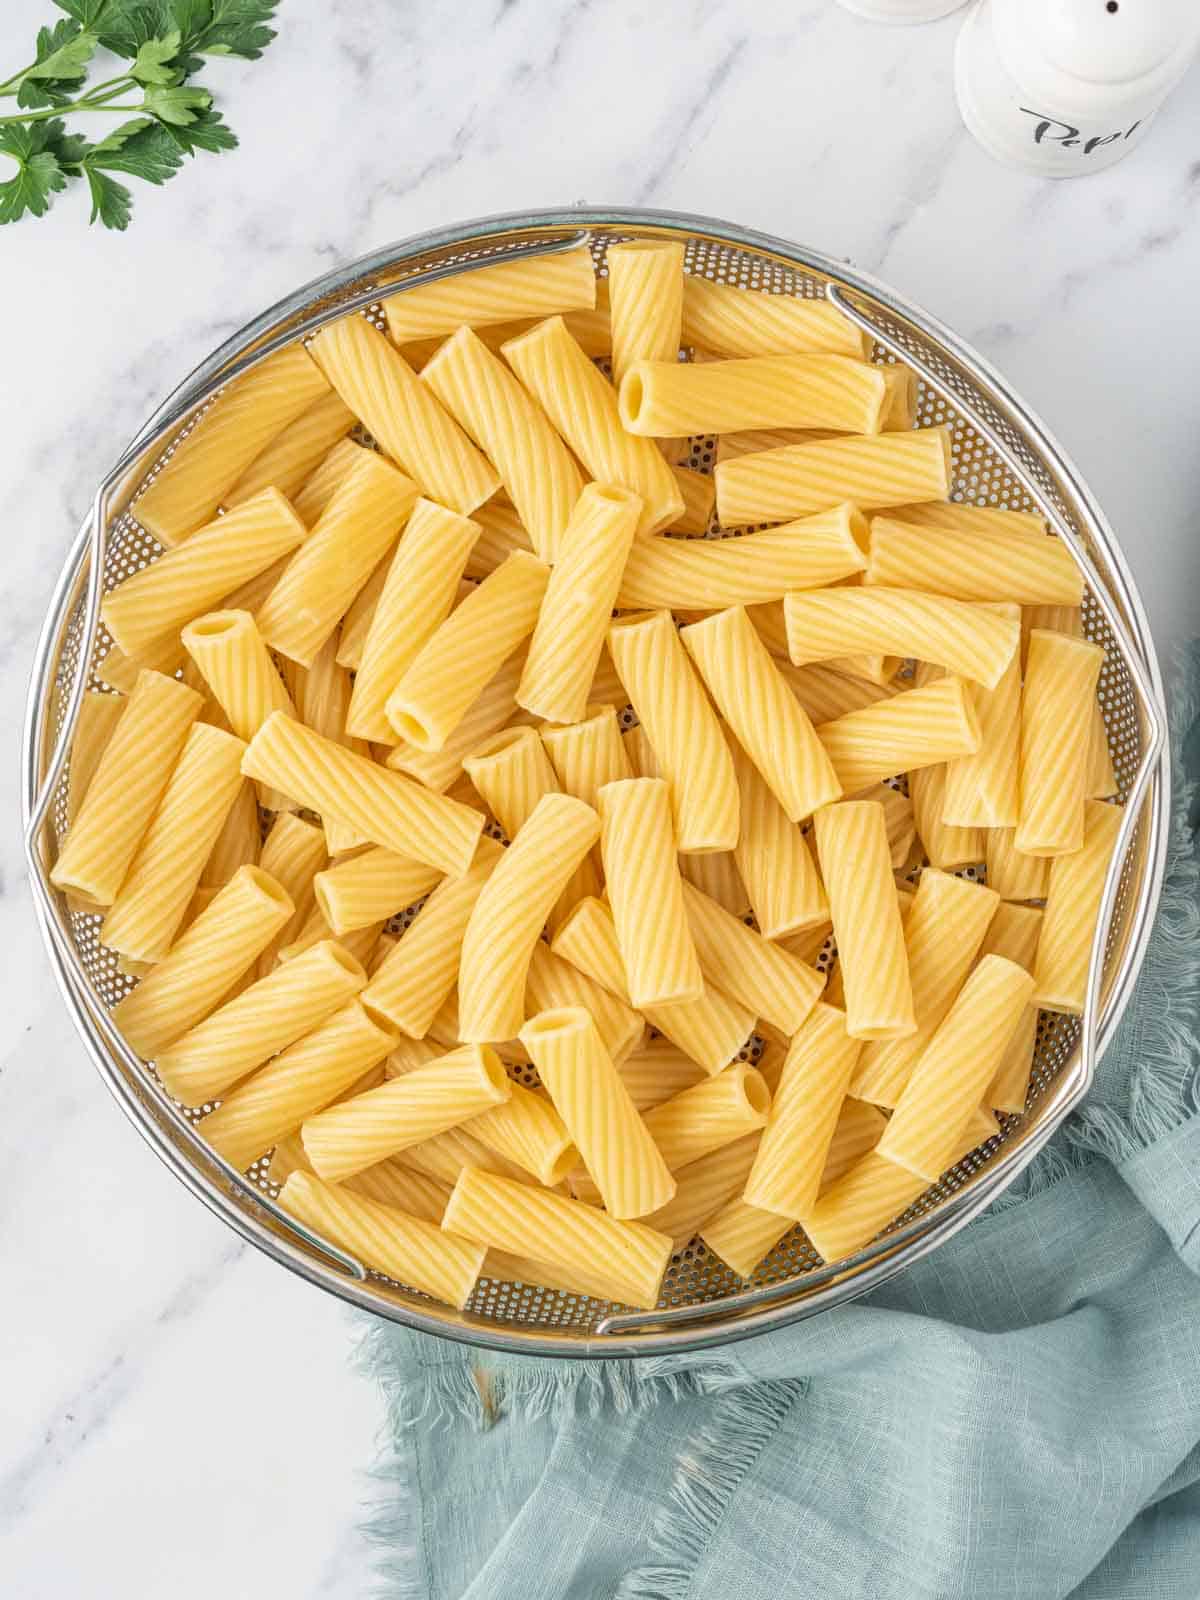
<box><xmin>834</xmin><ymin>0</ymin><xmax>967</xmax><ymax>20</ymax></box>
<box><xmin>955</xmin><ymin>0</ymin><xmax>1200</xmax><ymax>176</ymax></box>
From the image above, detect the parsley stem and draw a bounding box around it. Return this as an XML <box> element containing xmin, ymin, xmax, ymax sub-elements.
<box><xmin>0</xmin><ymin>100</ymin><xmax>145</xmax><ymax>129</ymax></box>
<box><xmin>0</xmin><ymin>61</ymin><xmax>38</xmax><ymax>98</ymax></box>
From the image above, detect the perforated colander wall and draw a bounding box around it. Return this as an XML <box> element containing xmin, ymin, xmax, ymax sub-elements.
<box><xmin>33</xmin><ymin>219</ymin><xmax>1160</xmax><ymax>1345</ymax></box>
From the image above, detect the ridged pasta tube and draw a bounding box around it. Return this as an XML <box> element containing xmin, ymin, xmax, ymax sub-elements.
<box><xmin>309</xmin><ymin>314</ymin><xmax>498</xmax><ymax>513</ymax></box>
<box><xmin>680</xmin><ymin>880</ymin><xmax>824</xmax><ymax>1036</ymax></box>
<box><xmin>421</xmin><ymin>326</ymin><xmax>585</xmax><ymax>561</ymax></box>
<box><xmin>224</xmin><ymin>391</ymin><xmax>357</xmax><ymax>509</ymax></box>
<box><xmin>682</xmin><ymin>607</ymin><xmax>841</xmax><ymax>821</ymax></box>
<box><xmin>801</xmin><ymin>1153</ymin><xmax>927</xmax><ymax>1265</ymax></box>
<box><xmin>641</xmin><ymin>1061</ymin><xmax>770</xmax><ymax>1172</ymax></box>
<box><xmin>463</xmin><ymin>500</ymin><xmax>534</xmax><ymax>579</ymax></box>
<box><xmin>619</xmin><ymin>353</ymin><xmax>886</xmax><ymax>437</ymax></box>
<box><xmin>878</xmin><ymin>955</ymin><xmax>1033</xmax><ymax>1181</ymax></box>
<box><xmin>668</xmin><ymin>464</ymin><xmax>715</xmax><ymax>533</ymax></box>
<box><xmin>199</xmin><ymin>776</ymin><xmax>260</xmax><ymax>886</ymax></box>
<box><xmin>291</xmin><ymin>435</ymin><xmax>364</xmax><ymax>526</ymax></box>
<box><xmin>525</xmin><ymin>941</ymin><xmax>644</xmax><ymax>1064</ymax></box>
<box><xmin>95</xmin><ymin>636</ymin><xmax>185</xmax><ymax>694</ymax></box>
<box><xmin>181</xmin><ymin>608</ymin><xmax>295</xmax><ymax>746</ymax></box>
<box><xmin>102</xmin><ymin>488</ymin><xmax>307</xmax><ymax>660</ymax></box>
<box><xmin>909</xmin><ymin>763</ymin><xmax>986</xmax><ymax>870</ymax></box>
<box><xmin>335</xmin><ymin>548</ymin><xmax>394</xmax><ymax>671</ymax></box>
<box><xmin>518</xmin><ymin>483</ymin><xmax>642</xmax><ymax>724</ymax></box>
<box><xmin>313</xmin><ymin>849</ymin><xmax>441</xmax><ymax>936</ymax></box>
<box><xmin>51</xmin><ymin>670</ymin><xmax>201</xmax><ymax>906</ymax></box>
<box><xmin>382</xmin><ymin>246</ymin><xmax>597</xmax><ymax>342</ymax></box>
<box><xmin>978</xmin><ymin>902</ymin><xmax>1043</xmax><ymax>1112</ymax></box>
<box><xmin>895</xmin><ymin>501</ymin><xmax>1046</xmax><ymax>539</ymax></box>
<box><xmin>608</xmin><ymin>610</ymin><xmax>739</xmax><ymax>854</ymax></box>
<box><xmin>521</xmin><ymin>1008</ymin><xmax>675</xmax><ymax>1218</ymax></box>
<box><xmin>539</xmin><ymin>703</ymin><xmax>633</xmax><ymax>806</ymax></box>
<box><xmin>607</xmin><ymin>239</ymin><xmax>685</xmax><ymax>388</ymax></box>
<box><xmin>465</xmin><ymin>1079</ymin><xmax>578</xmax><ymax>1187</ymax></box>
<box><xmin>242</xmin><ymin>712</ymin><xmax>484</xmax><ymax>876</ymax></box>
<box><xmin>817</xmin><ymin>678</ymin><xmax>980</xmax><ymax>794</ymax></box>
<box><xmin>729</xmin><ymin>742</ymin><xmax>828</xmax><ymax>939</ymax></box>
<box><xmin>985</xmin><ymin>826</ymin><xmax>1050</xmax><ymax>901</ymax></box>
<box><xmin>813</xmin><ymin>801</ymin><xmax>915</xmax><ymax>1041</ymax></box>
<box><xmin>255</xmin><ymin>813</ymin><xmax>326</xmax><ymax>974</ymax></box>
<box><xmin>1016</xmin><ymin>630</ymin><xmax>1105</xmax><ymax>856</ymax></box>
<box><xmin>386</xmin><ymin>648</ymin><xmax>529</xmax><ymax>794</ymax></box>
<box><xmin>850</xmin><ymin>868</ymin><xmax>999</xmax><ymax>1107</ymax></box>
<box><xmin>64</xmin><ymin>691</ymin><xmax>126</xmax><ymax>826</ymax></box>
<box><xmin>678</xmin><ymin>850</ymin><xmax>750</xmax><ymax>919</ymax></box>
<box><xmin>616</xmin><ymin>1039</ymin><xmax>709</xmax><ymax>1111</ymax></box>
<box><xmin>866</xmin><ymin>516</ymin><xmax>1083</xmax><ymax>606</ymax></box>
<box><xmin>716</xmin><ymin>427</ymin><xmax>952</xmax><ymax>527</ymax></box>
<box><xmin>680</xmin><ymin>275</ymin><xmax>867</xmax><ymax>360</ymax></box>
<box><xmin>458</xmin><ymin>794</ymin><xmax>600</xmax><ymax>1043</ymax></box>
<box><xmin>501</xmin><ymin>316</ymin><xmax>684</xmax><ymax>537</ymax></box>
<box><xmin>939</xmin><ymin>607</ymin><xmax>1022</xmax><ymax>828</ymax></box>
<box><xmin>1034</xmin><ymin>800</ymin><xmax>1123</xmax><ymax>1015</ymax></box>
<box><xmin>281</xmin><ymin>1170</ymin><xmax>485</xmax><ymax>1309</ymax></box>
<box><xmin>135</xmin><ymin>344</ymin><xmax>329</xmax><ymax>547</ymax></box>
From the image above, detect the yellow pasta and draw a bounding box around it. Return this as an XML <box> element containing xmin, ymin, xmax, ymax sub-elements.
<box><xmin>382</xmin><ymin>246</ymin><xmax>597</xmax><ymax>342</ymax></box>
<box><xmin>281</xmin><ymin>1170</ymin><xmax>485</xmax><ymax>1310</ymax></box>
<box><xmin>242</xmin><ymin>712</ymin><xmax>484</xmax><ymax>875</ymax></box>
<box><xmin>985</xmin><ymin>826</ymin><xmax>1050</xmax><ymax>902</ymax></box>
<box><xmin>641</xmin><ymin>1061</ymin><xmax>770</xmax><ymax>1172</ymax></box>
<box><xmin>344</xmin><ymin>1157</ymin><xmax>450</xmax><ymax>1220</ymax></box>
<box><xmin>813</xmin><ymin>801</ymin><xmax>914</xmax><ymax>1041</ymax></box>
<box><xmin>51</xmin><ymin>670</ymin><xmax>201</xmax><ymax>906</ymax></box>
<box><xmin>937</xmin><ymin>609</ymin><xmax>1022</xmax><ymax>829</ymax></box>
<box><xmin>102</xmin><ymin>487</ymin><xmax>307</xmax><ymax>660</ymax></box>
<box><xmin>200</xmin><ymin>779</ymin><xmax>261</xmax><ymax>887</ymax></box>
<box><xmin>801</xmin><ymin>1153</ymin><xmax>927</xmax><ymax>1265</ymax></box>
<box><xmin>743</xmin><ymin>1003</ymin><xmax>862</xmax><ymax>1219</ymax></box>
<box><xmin>1034</xmin><ymin>800</ymin><xmax>1124</xmax><ymax>1014</ymax></box>
<box><xmin>465</xmin><ymin>1079</ymin><xmax>577</xmax><ymax>1187</ymax></box>
<box><xmin>135</xmin><ymin>344</ymin><xmax>329</xmax><ymax>546</ymax></box>
<box><xmin>895</xmin><ymin>500</ymin><xmax>1047</xmax><ymax>540</ymax></box>
<box><xmin>257</xmin><ymin>449</ymin><xmax>419</xmax><ymax>668</ymax></box>
<box><xmin>866</xmin><ymin>516</ymin><xmax>1083</xmax><ymax>606</ymax></box>
<box><xmin>386</xmin><ymin>647</ymin><xmax>531</xmax><ymax>794</ymax></box>
<box><xmin>775</xmin><ymin>658</ymin><xmax>897</xmax><ymax>725</ymax></box>
<box><xmin>335</xmin><ymin>546</ymin><xmax>395</xmax><ymax>671</ymax></box>
<box><xmin>539</xmin><ymin>703</ymin><xmax>634</xmax><ymax>808</ymax></box>
<box><xmin>878</xmin><ymin>955</ymin><xmax>1033</xmax><ymax>1181</ymax></box>
<box><xmin>457</xmin><ymin>793</ymin><xmax>600</xmax><ymax>1043</ymax></box>
<box><xmin>678</xmin><ymin>850</ymin><xmax>751</xmax><ymax>919</ymax></box>
<box><xmin>599</xmin><ymin>778</ymin><xmax>702</xmax><ymax>1008</ymax></box>
<box><xmin>156</xmin><ymin>938</ymin><xmax>367</xmax><ymax>1104</ymax></box>
<box><xmin>421</xmin><ymin>326</ymin><xmax>585</xmax><ymax>562</ymax></box>
<box><xmin>344</xmin><ymin>499</ymin><xmax>480</xmax><ymax>741</ymax></box>
<box><xmin>385</xmin><ymin>551</ymin><xmax>548</xmax><ymax>749</ymax></box>
<box><xmin>608</xmin><ymin>610</ymin><xmax>739</xmax><ymax>854</ymax></box>
<box><xmin>681</xmin><ymin>880</ymin><xmax>824</xmax><ymax>1036</ymax></box>
<box><xmin>637</xmin><ymin>1134</ymin><xmax>760</xmax><ymax>1246</ymax></box>
<box><xmin>362</xmin><ymin>837</ymin><xmax>504</xmax><ymax>1036</ymax></box>
<box><xmin>255</xmin><ymin>812</ymin><xmax>326</xmax><ymax>974</ymax></box>
<box><xmin>201</xmin><ymin>1000</ymin><xmax>399</xmax><ymax>1171</ymax></box>
<box><xmin>291</xmin><ymin>435</ymin><xmax>365</xmax><ymax>527</ymax></box>
<box><xmin>619</xmin><ymin>353</ymin><xmax>886</xmax><ymax>438</ymax></box>
<box><xmin>443</xmin><ymin>1166</ymin><xmax>672</xmax><ymax>1310</ymax></box>
<box><xmin>1088</xmin><ymin>705</ymin><xmax>1118</xmax><ymax>799</ymax></box>
<box><xmin>816</xmin><ymin>677</ymin><xmax>980</xmax><ymax>794</ymax></box>
<box><xmin>522</xmin><ymin>1008</ymin><xmax>675</xmax><ymax>1218</ymax></box>
<box><xmin>301</xmin><ymin>1043</ymin><xmax>511</xmax><ymax>1181</ymax></box>
<box><xmin>100</xmin><ymin>723</ymin><xmax>246</xmax><ymax>962</ymax></box>
<box><xmin>501</xmin><ymin>316</ymin><xmax>684</xmax><ymax>537</ymax></box>
<box><xmin>279</xmin><ymin>905</ymin><xmax>383</xmax><ymax>968</ymax></box>
<box><xmin>606</xmin><ymin>239</ymin><xmax>685</xmax><ymax>389</ymax></box>
<box><xmin>716</xmin><ymin>427</ymin><xmax>952</xmax><ymax>527</ymax></box>
<box><xmin>224</xmin><ymin>391</ymin><xmax>357</xmax><ymax>509</ymax></box>
<box><xmin>112</xmin><ymin>865</ymin><xmax>291</xmax><ymax>1057</ymax></box>
<box><xmin>621</xmin><ymin>722</ymin><xmax>658</xmax><ymax>780</ymax></box>
<box><xmin>669</xmin><ymin>464</ymin><xmax>716</xmax><ymax>534</ymax></box>
<box><xmin>1016</xmin><ymin>630</ymin><xmax>1106</xmax><ymax>856</ymax></box>
<box><xmin>850</xmin><ymin>782</ymin><xmax>915</xmax><ymax>870</ymax></box>
<box><xmin>680</xmin><ymin>276</ymin><xmax>868</xmax><ymax>360</ymax></box>
<box><xmin>181</xmin><ymin>608</ymin><xmax>295</xmax><ymax>751</ymax></box>
<box><xmin>551</xmin><ymin>896</ymin><xmax>754</xmax><ymax>1075</ymax></box>
<box><xmin>785</xmin><ymin>587</ymin><xmax>1019</xmax><ymax>690</ymax></box>
<box><xmin>525</xmin><ymin>941</ymin><xmax>645</xmax><ymax>1065</ymax></box>
<box><xmin>683</xmin><ymin>607</ymin><xmax>841</xmax><ymax>821</ymax></box>
<box><xmin>909</xmin><ymin>764</ymin><xmax>986</xmax><ymax>870</ymax></box>
<box><xmin>95</xmin><ymin>635</ymin><xmax>186</xmax><ymax>694</ymax></box>
<box><xmin>728</xmin><ymin>743</ymin><xmax>828</xmax><ymax>938</ymax></box>
<box><xmin>977</xmin><ymin>902</ymin><xmax>1043</xmax><ymax>1112</ymax></box>
<box><xmin>617</xmin><ymin>1039</ymin><xmax>710</xmax><ymax>1111</ymax></box>
<box><xmin>312</xmin><ymin>848</ymin><xmax>441</xmax><ymax>936</ymax></box>
<box><xmin>518</xmin><ymin>484</ymin><xmax>642</xmax><ymax>724</ymax></box>
<box><xmin>309</xmin><ymin>314</ymin><xmax>498</xmax><ymax>513</ymax></box>
<box><xmin>64</xmin><ymin>691</ymin><xmax>126</xmax><ymax>827</ymax></box>
<box><xmin>850</xmin><ymin>867</ymin><xmax>1000</xmax><ymax>1107</ymax></box>
<box><xmin>616</xmin><ymin>504</ymin><xmax>868</xmax><ymax>611</ymax></box>
<box><xmin>463</xmin><ymin>500</ymin><xmax>534</xmax><ymax>579</ymax></box>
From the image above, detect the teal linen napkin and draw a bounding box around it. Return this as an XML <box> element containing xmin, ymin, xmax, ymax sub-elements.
<box><xmin>355</xmin><ymin>647</ymin><xmax>1200</xmax><ymax>1600</ymax></box>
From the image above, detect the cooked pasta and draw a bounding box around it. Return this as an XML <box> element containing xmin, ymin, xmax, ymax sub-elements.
<box><xmin>181</xmin><ymin>608</ymin><xmax>295</xmax><ymax>751</ymax></box>
<box><xmin>292</xmin><ymin>435</ymin><xmax>364</xmax><ymax>526</ymax></box>
<box><xmin>463</xmin><ymin>500</ymin><xmax>534</xmax><ymax>579</ymax></box>
<box><xmin>135</xmin><ymin>344</ymin><xmax>329</xmax><ymax>547</ymax></box>
<box><xmin>607</xmin><ymin>239</ymin><xmax>685</xmax><ymax>389</ymax></box>
<box><xmin>344</xmin><ymin>498</ymin><xmax>480</xmax><ymax>741</ymax></box>
<box><xmin>728</xmin><ymin>741</ymin><xmax>828</xmax><ymax>938</ymax></box>
<box><xmin>617</xmin><ymin>505</ymin><xmax>868</xmax><ymax>610</ymax></box>
<box><xmin>200</xmin><ymin>779</ymin><xmax>261</xmax><ymax>887</ymax></box>
<box><xmin>939</xmin><ymin>607</ymin><xmax>1022</xmax><ymax>828</ymax></box>
<box><xmin>977</xmin><ymin>901</ymin><xmax>1043</xmax><ymax>1112</ymax></box>
<box><xmin>678</xmin><ymin>849</ymin><xmax>751</xmax><ymax>919</ymax></box>
<box><xmin>641</xmin><ymin>1134</ymin><xmax>761</xmax><ymax>1246</ymax></box>
<box><xmin>682</xmin><ymin>606</ymin><xmax>841</xmax><ymax>821</ymax></box>
<box><xmin>680</xmin><ymin>276</ymin><xmax>868</xmax><ymax>360</ymax></box>
<box><xmin>522</xmin><ymin>1007</ymin><xmax>675</xmax><ymax>1218</ymax></box>
<box><xmin>255</xmin><ymin>812</ymin><xmax>327</xmax><ymax>975</ymax></box>
<box><xmin>908</xmin><ymin>763</ymin><xmax>986</xmax><ymax>871</ymax></box>
<box><xmin>64</xmin><ymin>692</ymin><xmax>126</xmax><ymax>826</ymax></box>
<box><xmin>849</xmin><ymin>868</ymin><xmax>999</xmax><ymax>1107</ymax></box>
<box><xmin>716</xmin><ymin>427</ymin><xmax>952</xmax><ymax>527</ymax></box>
<box><xmin>598</xmin><ymin>778</ymin><xmax>702</xmax><ymax>1008</ymax></box>
<box><xmin>641</xmin><ymin>1061</ymin><xmax>770</xmax><ymax>1171</ymax></box>
<box><xmin>680</xmin><ymin>880</ymin><xmax>824</xmax><ymax>1036</ymax></box>
<box><xmin>309</xmin><ymin>313</ymin><xmax>498</xmax><ymax>513</ymax></box>
<box><xmin>1034</xmin><ymin>800</ymin><xmax>1124</xmax><ymax>1015</ymax></box>
<box><xmin>619</xmin><ymin>353</ymin><xmax>886</xmax><ymax>437</ymax></box>
<box><xmin>669</xmin><ymin>464</ymin><xmax>716</xmax><ymax>534</ymax></box>
<box><xmin>382</xmin><ymin>246</ymin><xmax>597</xmax><ymax>342</ymax></box>
<box><xmin>466</xmin><ymin>1079</ymin><xmax>578</xmax><ymax>1187</ymax></box>
<box><xmin>801</xmin><ymin>1153</ymin><xmax>928</xmax><ymax>1265</ymax></box>
<box><xmin>51</xmin><ymin>670</ymin><xmax>202</xmax><ymax>906</ymax></box>
<box><xmin>312</xmin><ymin>848</ymin><xmax>441</xmax><ymax>936</ymax></box>
<box><xmin>518</xmin><ymin>483</ymin><xmax>642</xmax><ymax>724</ymax></box>
<box><xmin>525</xmin><ymin>941</ymin><xmax>645</xmax><ymax>1065</ymax></box>
<box><xmin>1016</xmin><ymin>630</ymin><xmax>1106</xmax><ymax>857</ymax></box>
<box><xmin>816</xmin><ymin>677</ymin><xmax>981</xmax><ymax>794</ymax></box>
<box><xmin>985</xmin><ymin>826</ymin><xmax>1050</xmax><ymax>901</ymax></box>
<box><xmin>422</xmin><ymin>325</ymin><xmax>585</xmax><ymax>561</ymax></box>
<box><xmin>868</xmin><ymin>514</ymin><xmax>1083</xmax><ymax>606</ymax></box>
<box><xmin>501</xmin><ymin>315</ymin><xmax>684</xmax><ymax>536</ymax></box>
<box><xmin>95</xmin><ymin>635</ymin><xmax>186</xmax><ymax>694</ymax></box>
<box><xmin>608</xmin><ymin>610</ymin><xmax>739</xmax><ymax>854</ymax></box>
<box><xmin>103</xmin><ymin>487</ymin><xmax>306</xmax><ymax>660</ymax></box>
<box><xmin>813</xmin><ymin>800</ymin><xmax>914</xmax><ymax>1041</ymax></box>
<box><xmin>895</xmin><ymin>501</ymin><xmax>1046</xmax><ymax>540</ymax></box>
<box><xmin>386</xmin><ymin>647</ymin><xmax>530</xmax><ymax>794</ymax></box>
<box><xmin>616</xmin><ymin>1039</ymin><xmax>710</xmax><ymax>1111</ymax></box>
<box><xmin>539</xmin><ymin>703</ymin><xmax>634</xmax><ymax>807</ymax></box>
<box><xmin>224</xmin><ymin>391</ymin><xmax>357</xmax><ymax>510</ymax></box>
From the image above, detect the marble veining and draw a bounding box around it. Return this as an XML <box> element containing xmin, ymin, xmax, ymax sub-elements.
<box><xmin>2</xmin><ymin>0</ymin><xmax>1197</xmax><ymax>1593</ymax></box>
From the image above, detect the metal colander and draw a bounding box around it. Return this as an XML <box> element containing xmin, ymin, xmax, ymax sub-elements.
<box><xmin>22</xmin><ymin>208</ymin><xmax>1169</xmax><ymax>1358</ymax></box>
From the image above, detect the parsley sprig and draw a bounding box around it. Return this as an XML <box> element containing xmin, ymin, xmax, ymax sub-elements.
<box><xmin>0</xmin><ymin>2</ymin><xmax>279</xmax><ymax>230</ymax></box>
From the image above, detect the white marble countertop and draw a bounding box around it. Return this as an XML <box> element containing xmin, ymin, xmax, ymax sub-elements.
<box><xmin>2</xmin><ymin>2</ymin><xmax>1197</xmax><ymax>1595</ymax></box>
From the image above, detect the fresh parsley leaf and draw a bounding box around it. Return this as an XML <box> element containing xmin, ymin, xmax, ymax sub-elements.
<box><xmin>142</xmin><ymin>82</ymin><xmax>210</xmax><ymax>123</ymax></box>
<box><xmin>188</xmin><ymin>1</ymin><xmax>277</xmax><ymax>61</ymax></box>
<box><xmin>13</xmin><ymin>19</ymin><xmax>97</xmax><ymax>107</ymax></box>
<box><xmin>91</xmin><ymin>2</ymin><xmax>177</xmax><ymax>60</ymax></box>
<box><xmin>160</xmin><ymin>102</ymin><xmax>235</xmax><ymax>154</ymax></box>
<box><xmin>0</xmin><ymin>119</ymin><xmax>70</xmax><ymax>223</ymax></box>
<box><xmin>130</xmin><ymin>29</ymin><xmax>182</xmax><ymax>84</ymax></box>
<box><xmin>85</xmin><ymin>116</ymin><xmax>184</xmax><ymax>183</ymax></box>
<box><xmin>52</xmin><ymin>1</ymin><xmax>116</xmax><ymax>25</ymax></box>
<box><xmin>83</xmin><ymin>165</ymin><xmax>132</xmax><ymax>227</ymax></box>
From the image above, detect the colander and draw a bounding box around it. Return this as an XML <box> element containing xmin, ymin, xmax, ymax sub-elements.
<box><xmin>22</xmin><ymin>207</ymin><xmax>1169</xmax><ymax>1358</ymax></box>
